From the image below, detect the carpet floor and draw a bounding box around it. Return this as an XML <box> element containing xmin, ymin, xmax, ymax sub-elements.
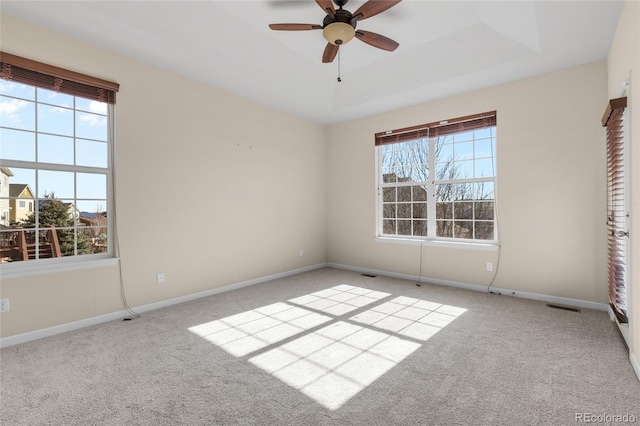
<box><xmin>1</xmin><ymin>267</ymin><xmax>639</xmax><ymax>425</ymax></box>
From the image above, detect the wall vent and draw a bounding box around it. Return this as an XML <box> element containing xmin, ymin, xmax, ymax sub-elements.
<box><xmin>361</xmin><ymin>273</ymin><xmax>377</xmax><ymax>278</ymax></box>
<box><xmin>546</xmin><ymin>303</ymin><xmax>581</xmax><ymax>313</ymax></box>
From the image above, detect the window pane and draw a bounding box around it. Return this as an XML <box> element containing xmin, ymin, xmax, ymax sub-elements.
<box><xmin>452</xmin><ymin>183</ymin><xmax>474</xmax><ymax>201</ymax></box>
<box><xmin>0</xmin><ymin>127</ymin><xmax>35</xmax><ymax>161</ymax></box>
<box><xmin>5</xmin><ymin>167</ymin><xmax>34</xmax><ymax>190</ymax></box>
<box><xmin>381</xmin><ymin>141</ymin><xmax>429</xmax><ymax>182</ymax></box>
<box><xmin>382</xmin><ymin>187</ymin><xmax>396</xmax><ymax>202</ymax></box>
<box><xmin>436</xmin><ymin>184</ymin><xmax>454</xmax><ymax>202</ymax></box>
<box><xmin>38</xmin><ymin>104</ymin><xmax>73</xmax><ymax>136</ymax></box>
<box><xmin>435</xmin><ymin>142</ymin><xmax>453</xmax><ymax>163</ymax></box>
<box><xmin>476</xmin><ymin>182</ymin><xmax>494</xmax><ymax>200</ymax></box>
<box><xmin>412</xmin><ymin>185</ymin><xmax>427</xmax><ymax>201</ymax></box>
<box><xmin>475</xmin><ymin>201</ymin><xmax>494</xmax><ymax>220</ymax></box>
<box><xmin>0</xmin><ymin>227</ymin><xmax>37</xmax><ymax>262</ymax></box>
<box><xmin>454</xmin><ymin>141</ymin><xmax>473</xmax><ymax>160</ymax></box>
<box><xmin>398</xmin><ymin>186</ymin><xmax>411</xmax><ymax>201</ymax></box>
<box><xmin>37</xmin><ymin>198</ymin><xmax>75</xmax><ymax>226</ymax></box>
<box><xmin>0</xmin><ymin>95</ymin><xmax>35</xmax><ymax>131</ymax></box>
<box><xmin>475</xmin><ymin>158</ymin><xmax>495</xmax><ymax>178</ymax></box>
<box><xmin>455</xmin><ymin>201</ymin><xmax>473</xmax><ymax>220</ymax></box>
<box><xmin>413</xmin><ymin>203</ymin><xmax>427</xmax><ymax>219</ymax></box>
<box><xmin>435</xmin><ymin>161</ymin><xmax>456</xmax><ymax>180</ymax></box>
<box><xmin>37</xmin><ymin>88</ymin><xmax>74</xmax><ymax>108</ymax></box>
<box><xmin>383</xmin><ymin>204</ymin><xmax>396</xmax><ymax>219</ymax></box>
<box><xmin>475</xmin><ymin>221</ymin><xmax>494</xmax><ymax>240</ymax></box>
<box><xmin>75</xmin><ymin>99</ymin><xmax>108</xmax><ymax>115</ymax></box>
<box><xmin>0</xmin><ymin>81</ymin><xmax>35</xmax><ymax>100</ymax></box>
<box><xmin>383</xmin><ymin>172</ymin><xmax>397</xmax><ymax>183</ymax></box>
<box><xmin>454</xmin><ymin>131</ymin><xmax>473</xmax><ymax>143</ymax></box>
<box><xmin>77</xmin><ymin>173</ymin><xmax>106</xmax><ymax>199</ymax></box>
<box><xmin>437</xmin><ymin>220</ymin><xmax>453</xmax><ymax>237</ymax></box>
<box><xmin>76</xmin><ymin>200</ymin><xmax>107</xmax><ymax>215</ymax></box>
<box><xmin>474</xmin><ymin>128</ymin><xmax>493</xmax><ymax>139</ymax></box>
<box><xmin>383</xmin><ymin>220</ymin><xmax>396</xmax><ymax>234</ymax></box>
<box><xmin>38</xmin><ymin>134</ymin><xmax>74</xmax><ymax>165</ymax></box>
<box><xmin>436</xmin><ymin>202</ymin><xmax>453</xmax><ymax>219</ymax></box>
<box><xmin>76</xmin><ymin>139</ymin><xmax>107</xmax><ymax>168</ymax></box>
<box><xmin>475</xmin><ymin>138</ymin><xmax>494</xmax><ymax>158</ymax></box>
<box><xmin>77</xmin><ymin>204</ymin><xmax>108</xmax><ymax>254</ymax></box>
<box><xmin>413</xmin><ymin>220</ymin><xmax>427</xmax><ymax>236</ymax></box>
<box><xmin>76</xmin><ymin>111</ymin><xmax>107</xmax><ymax>141</ymax></box>
<box><xmin>397</xmin><ymin>220</ymin><xmax>411</xmax><ymax>236</ymax></box>
<box><xmin>454</xmin><ymin>221</ymin><xmax>473</xmax><ymax>239</ymax></box>
<box><xmin>454</xmin><ymin>160</ymin><xmax>473</xmax><ymax>179</ymax></box>
<box><xmin>38</xmin><ymin>170</ymin><xmax>74</xmax><ymax>198</ymax></box>
<box><xmin>78</xmin><ymin>224</ymin><xmax>105</xmax><ymax>255</ymax></box>
<box><xmin>398</xmin><ymin>203</ymin><xmax>411</xmax><ymax>218</ymax></box>
<box><xmin>52</xmin><ymin>226</ymin><xmax>78</xmax><ymax>257</ymax></box>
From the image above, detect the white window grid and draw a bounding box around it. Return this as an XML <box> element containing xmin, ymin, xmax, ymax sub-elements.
<box><xmin>0</xmin><ymin>85</ymin><xmax>113</xmax><ymax>262</ymax></box>
<box><xmin>377</xmin><ymin>128</ymin><xmax>497</xmax><ymax>242</ymax></box>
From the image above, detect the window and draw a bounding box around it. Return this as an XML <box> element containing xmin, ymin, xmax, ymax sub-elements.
<box><xmin>376</xmin><ymin>112</ymin><xmax>497</xmax><ymax>243</ymax></box>
<box><xmin>602</xmin><ymin>96</ymin><xmax>628</xmax><ymax>324</ymax></box>
<box><xmin>0</xmin><ymin>52</ymin><xmax>118</xmax><ymax>266</ymax></box>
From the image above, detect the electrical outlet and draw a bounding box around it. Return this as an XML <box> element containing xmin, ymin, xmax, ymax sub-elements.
<box><xmin>157</xmin><ymin>272</ymin><xmax>165</xmax><ymax>284</ymax></box>
<box><xmin>0</xmin><ymin>298</ymin><xmax>9</xmax><ymax>313</ymax></box>
<box><xmin>486</xmin><ymin>262</ymin><xmax>493</xmax><ymax>272</ymax></box>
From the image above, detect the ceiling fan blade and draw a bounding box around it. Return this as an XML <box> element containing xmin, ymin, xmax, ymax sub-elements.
<box><xmin>352</xmin><ymin>0</ymin><xmax>401</xmax><ymax>21</ymax></box>
<box><xmin>355</xmin><ymin>30</ymin><xmax>399</xmax><ymax>51</ymax></box>
<box><xmin>322</xmin><ymin>43</ymin><xmax>339</xmax><ymax>63</ymax></box>
<box><xmin>315</xmin><ymin>0</ymin><xmax>335</xmax><ymax>15</ymax></box>
<box><xmin>269</xmin><ymin>23</ymin><xmax>323</xmax><ymax>31</ymax></box>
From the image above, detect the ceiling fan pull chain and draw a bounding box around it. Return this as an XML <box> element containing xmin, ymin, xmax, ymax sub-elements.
<box><xmin>337</xmin><ymin>50</ymin><xmax>342</xmax><ymax>82</ymax></box>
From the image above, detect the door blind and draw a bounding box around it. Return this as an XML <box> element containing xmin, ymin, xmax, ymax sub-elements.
<box><xmin>602</xmin><ymin>96</ymin><xmax>628</xmax><ymax>324</ymax></box>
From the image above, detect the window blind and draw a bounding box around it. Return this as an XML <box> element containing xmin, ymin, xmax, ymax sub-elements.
<box><xmin>602</xmin><ymin>96</ymin><xmax>628</xmax><ymax>324</ymax></box>
<box><xmin>0</xmin><ymin>51</ymin><xmax>119</xmax><ymax>104</ymax></box>
<box><xmin>375</xmin><ymin>111</ymin><xmax>496</xmax><ymax>146</ymax></box>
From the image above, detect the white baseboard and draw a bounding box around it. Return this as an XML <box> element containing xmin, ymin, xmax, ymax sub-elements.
<box><xmin>328</xmin><ymin>262</ymin><xmax>610</xmax><ymax>312</ymax></box>
<box><xmin>0</xmin><ymin>263</ymin><xmax>327</xmax><ymax>349</ymax></box>
<box><xmin>631</xmin><ymin>353</ymin><xmax>640</xmax><ymax>382</ymax></box>
<box><xmin>0</xmin><ymin>310</ymin><xmax>129</xmax><ymax>349</ymax></box>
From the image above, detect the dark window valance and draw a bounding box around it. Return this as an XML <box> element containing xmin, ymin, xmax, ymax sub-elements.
<box><xmin>375</xmin><ymin>111</ymin><xmax>497</xmax><ymax>146</ymax></box>
<box><xmin>0</xmin><ymin>51</ymin><xmax>119</xmax><ymax>104</ymax></box>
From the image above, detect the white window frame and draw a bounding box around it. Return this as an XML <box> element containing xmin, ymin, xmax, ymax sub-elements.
<box><xmin>375</xmin><ymin>114</ymin><xmax>498</xmax><ymax>247</ymax></box>
<box><xmin>0</xmin><ymin>88</ymin><xmax>115</xmax><ymax>275</ymax></box>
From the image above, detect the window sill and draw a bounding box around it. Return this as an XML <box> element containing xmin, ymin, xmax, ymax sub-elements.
<box><xmin>375</xmin><ymin>236</ymin><xmax>499</xmax><ymax>251</ymax></box>
<box><xmin>0</xmin><ymin>256</ymin><xmax>120</xmax><ymax>280</ymax></box>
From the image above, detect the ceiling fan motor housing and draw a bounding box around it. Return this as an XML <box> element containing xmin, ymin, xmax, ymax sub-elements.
<box><xmin>323</xmin><ymin>9</ymin><xmax>356</xmax><ymax>46</ymax></box>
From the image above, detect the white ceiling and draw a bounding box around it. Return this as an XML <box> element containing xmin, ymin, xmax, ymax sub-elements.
<box><xmin>1</xmin><ymin>0</ymin><xmax>624</xmax><ymax>124</ymax></box>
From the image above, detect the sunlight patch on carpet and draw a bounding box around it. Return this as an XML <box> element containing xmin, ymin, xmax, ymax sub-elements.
<box><xmin>189</xmin><ymin>285</ymin><xmax>466</xmax><ymax>410</ymax></box>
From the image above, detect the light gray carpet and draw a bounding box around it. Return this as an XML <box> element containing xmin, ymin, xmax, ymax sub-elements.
<box><xmin>1</xmin><ymin>267</ymin><xmax>639</xmax><ymax>425</ymax></box>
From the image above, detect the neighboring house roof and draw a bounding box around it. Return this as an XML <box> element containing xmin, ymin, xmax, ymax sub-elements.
<box><xmin>79</xmin><ymin>212</ymin><xmax>107</xmax><ymax>219</ymax></box>
<box><xmin>9</xmin><ymin>184</ymin><xmax>34</xmax><ymax>198</ymax></box>
<box><xmin>1</xmin><ymin>167</ymin><xmax>14</xmax><ymax>178</ymax></box>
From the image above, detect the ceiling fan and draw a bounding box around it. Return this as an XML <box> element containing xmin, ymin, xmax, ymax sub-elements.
<box><xmin>269</xmin><ymin>0</ymin><xmax>401</xmax><ymax>63</ymax></box>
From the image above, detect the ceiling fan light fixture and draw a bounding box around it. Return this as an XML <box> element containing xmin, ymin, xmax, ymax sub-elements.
<box><xmin>323</xmin><ymin>22</ymin><xmax>355</xmax><ymax>46</ymax></box>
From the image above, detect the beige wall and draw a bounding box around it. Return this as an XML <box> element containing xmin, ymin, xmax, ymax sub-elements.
<box><xmin>327</xmin><ymin>61</ymin><xmax>608</xmax><ymax>303</ymax></box>
<box><xmin>0</xmin><ymin>8</ymin><xmax>630</xmax><ymax>348</ymax></box>
<box><xmin>607</xmin><ymin>0</ymin><xmax>640</xmax><ymax>370</ymax></box>
<box><xmin>0</xmin><ymin>15</ymin><xmax>327</xmax><ymax>337</ymax></box>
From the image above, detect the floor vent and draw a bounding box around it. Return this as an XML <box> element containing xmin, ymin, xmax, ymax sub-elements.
<box><xmin>361</xmin><ymin>273</ymin><xmax>377</xmax><ymax>278</ymax></box>
<box><xmin>547</xmin><ymin>303</ymin><xmax>581</xmax><ymax>313</ymax></box>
